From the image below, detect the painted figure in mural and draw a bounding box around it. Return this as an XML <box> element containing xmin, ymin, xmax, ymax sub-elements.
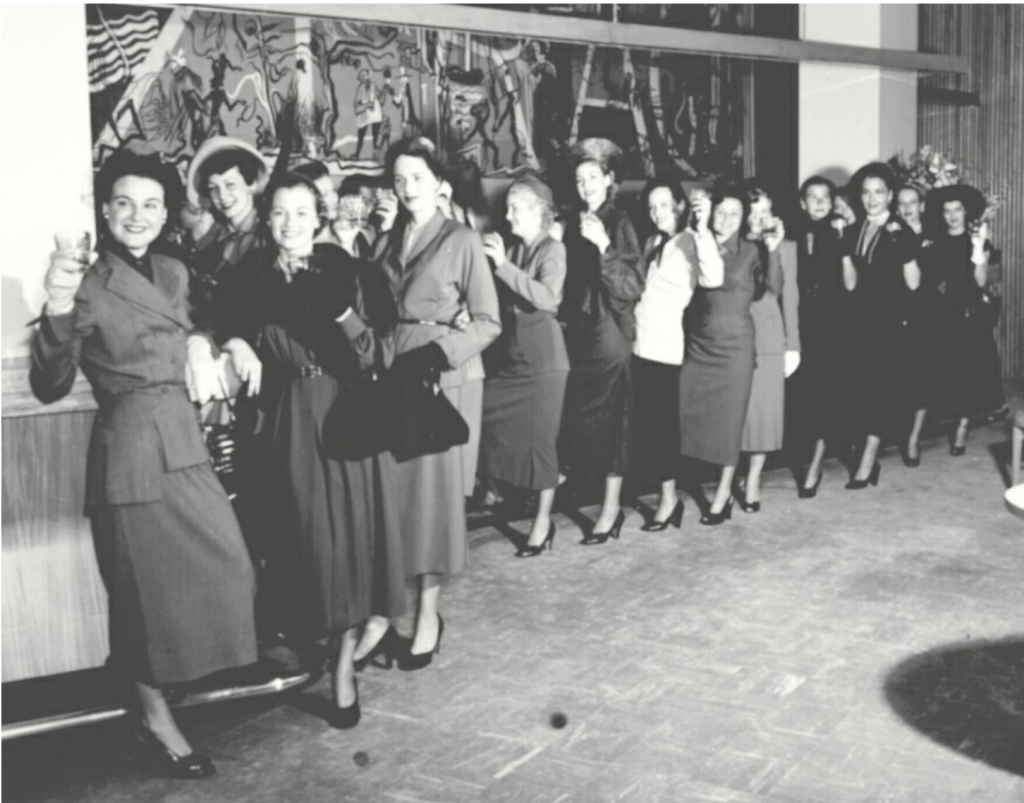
<box><xmin>207</xmin><ymin>52</ymin><xmax>241</xmax><ymax>138</ymax></box>
<box><xmin>166</xmin><ymin>51</ymin><xmax>209</xmax><ymax>154</ymax></box>
<box><xmin>387</xmin><ymin>66</ymin><xmax>422</xmax><ymax>139</ymax></box>
<box><xmin>527</xmin><ymin>40</ymin><xmax>559</xmax><ymax>169</ymax></box>
<box><xmin>489</xmin><ymin>62</ymin><xmax>522</xmax><ymax>168</ymax></box>
<box><xmin>353</xmin><ymin>68</ymin><xmax>384</xmax><ymax>160</ymax></box>
<box><xmin>445</xmin><ymin>67</ymin><xmax>500</xmax><ymax>170</ymax></box>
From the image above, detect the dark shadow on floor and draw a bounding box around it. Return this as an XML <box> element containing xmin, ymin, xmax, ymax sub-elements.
<box><xmin>884</xmin><ymin>636</ymin><xmax>1024</xmax><ymax>776</ymax></box>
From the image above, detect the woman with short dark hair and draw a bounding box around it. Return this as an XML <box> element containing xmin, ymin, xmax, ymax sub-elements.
<box><xmin>31</xmin><ymin>150</ymin><xmax>258</xmax><ymax>779</ymax></box>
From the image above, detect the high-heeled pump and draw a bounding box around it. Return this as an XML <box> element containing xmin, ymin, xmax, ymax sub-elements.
<box><xmin>398</xmin><ymin>615</ymin><xmax>444</xmax><ymax>671</ymax></box>
<box><xmin>798</xmin><ymin>472</ymin><xmax>822</xmax><ymax>499</ymax></box>
<box><xmin>640</xmin><ymin>501</ymin><xmax>683</xmax><ymax>532</ymax></box>
<box><xmin>330</xmin><ymin>676</ymin><xmax>360</xmax><ymax>729</ymax></box>
<box><xmin>581</xmin><ymin>509</ymin><xmax>625</xmax><ymax>546</ymax></box>
<box><xmin>845</xmin><ymin>461</ymin><xmax>881</xmax><ymax>490</ymax></box>
<box><xmin>135</xmin><ymin>725</ymin><xmax>216</xmax><ymax>779</ymax></box>
<box><xmin>902</xmin><ymin>442</ymin><xmax>921</xmax><ymax>467</ymax></box>
<box><xmin>699</xmin><ymin>498</ymin><xmax>733</xmax><ymax>526</ymax></box>
<box><xmin>733</xmin><ymin>485</ymin><xmax>761</xmax><ymax>513</ymax></box>
<box><xmin>516</xmin><ymin>522</ymin><xmax>556</xmax><ymax>557</ymax></box>
<box><xmin>353</xmin><ymin>626</ymin><xmax>399</xmax><ymax>672</ymax></box>
<box><xmin>950</xmin><ymin>423</ymin><xmax>968</xmax><ymax>455</ymax></box>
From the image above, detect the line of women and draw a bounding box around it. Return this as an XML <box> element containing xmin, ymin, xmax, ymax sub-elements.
<box><xmin>31</xmin><ymin>138</ymin><xmax>1003</xmax><ymax>781</ymax></box>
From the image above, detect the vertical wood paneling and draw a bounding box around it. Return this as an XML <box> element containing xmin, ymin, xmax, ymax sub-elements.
<box><xmin>919</xmin><ymin>4</ymin><xmax>1024</xmax><ymax>382</ymax></box>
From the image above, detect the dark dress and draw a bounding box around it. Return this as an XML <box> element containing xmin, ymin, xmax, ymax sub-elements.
<box><xmin>209</xmin><ymin>244</ymin><xmax>406</xmax><ymax>637</ymax></box>
<box><xmin>845</xmin><ymin>216</ymin><xmax>918</xmax><ymax>439</ymax></box>
<box><xmin>558</xmin><ymin>200</ymin><xmax>643</xmax><ymax>478</ymax></box>
<box><xmin>896</xmin><ymin>231</ymin><xmax>942</xmax><ymax>413</ymax></box>
<box><xmin>31</xmin><ymin>246</ymin><xmax>257</xmax><ymax>686</ymax></box>
<box><xmin>933</xmin><ymin>233</ymin><xmax>1004</xmax><ymax>417</ymax></box>
<box><xmin>480</xmin><ymin>235</ymin><xmax>569</xmax><ymax>490</ymax></box>
<box><xmin>679</xmin><ymin>234</ymin><xmax>781</xmax><ymax>467</ymax></box>
<box><xmin>789</xmin><ymin>217</ymin><xmax>850</xmax><ymax>449</ymax></box>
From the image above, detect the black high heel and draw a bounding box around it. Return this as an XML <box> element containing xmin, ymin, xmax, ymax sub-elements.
<box><xmin>798</xmin><ymin>472</ymin><xmax>822</xmax><ymax>499</ymax></box>
<box><xmin>353</xmin><ymin>626</ymin><xmax>399</xmax><ymax>672</ymax></box>
<box><xmin>845</xmin><ymin>461</ymin><xmax>881</xmax><ymax>490</ymax></box>
<box><xmin>733</xmin><ymin>484</ymin><xmax>761</xmax><ymax>513</ymax></box>
<box><xmin>902</xmin><ymin>441</ymin><xmax>921</xmax><ymax>468</ymax></box>
<box><xmin>640</xmin><ymin>501</ymin><xmax>683</xmax><ymax>532</ymax></box>
<box><xmin>516</xmin><ymin>522</ymin><xmax>556</xmax><ymax>557</ymax></box>
<box><xmin>330</xmin><ymin>676</ymin><xmax>360</xmax><ymax>729</ymax></box>
<box><xmin>398</xmin><ymin>614</ymin><xmax>444</xmax><ymax>671</ymax></box>
<box><xmin>135</xmin><ymin>725</ymin><xmax>216</xmax><ymax>779</ymax></box>
<box><xmin>581</xmin><ymin>509</ymin><xmax>625</xmax><ymax>545</ymax></box>
<box><xmin>950</xmin><ymin>423</ymin><xmax>968</xmax><ymax>455</ymax></box>
<box><xmin>699</xmin><ymin>498</ymin><xmax>733</xmax><ymax>526</ymax></box>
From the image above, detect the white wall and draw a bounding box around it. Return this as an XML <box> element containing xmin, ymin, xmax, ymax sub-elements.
<box><xmin>798</xmin><ymin>4</ymin><xmax>918</xmax><ymax>186</ymax></box>
<box><xmin>1</xmin><ymin>4</ymin><xmax>94</xmax><ymax>358</ymax></box>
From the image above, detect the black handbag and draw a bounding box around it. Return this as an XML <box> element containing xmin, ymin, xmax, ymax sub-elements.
<box><xmin>322</xmin><ymin>367</ymin><xmax>396</xmax><ymax>462</ymax></box>
<box><xmin>391</xmin><ymin>375</ymin><xmax>470</xmax><ymax>463</ymax></box>
<box><xmin>976</xmin><ymin>284</ymin><xmax>1001</xmax><ymax>329</ymax></box>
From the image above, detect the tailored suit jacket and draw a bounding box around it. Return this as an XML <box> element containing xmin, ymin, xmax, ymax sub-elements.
<box><xmin>376</xmin><ymin>210</ymin><xmax>501</xmax><ymax>389</ymax></box>
<box><xmin>750</xmin><ymin>239</ymin><xmax>801</xmax><ymax>357</ymax></box>
<box><xmin>31</xmin><ymin>249</ymin><xmax>210</xmax><ymax>508</ymax></box>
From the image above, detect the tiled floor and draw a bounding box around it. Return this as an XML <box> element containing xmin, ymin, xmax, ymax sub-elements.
<box><xmin>5</xmin><ymin>421</ymin><xmax>1023</xmax><ymax>802</ymax></box>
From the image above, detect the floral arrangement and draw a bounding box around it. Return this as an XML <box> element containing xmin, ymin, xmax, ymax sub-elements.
<box><xmin>887</xmin><ymin>145</ymin><xmax>964</xmax><ymax>191</ymax></box>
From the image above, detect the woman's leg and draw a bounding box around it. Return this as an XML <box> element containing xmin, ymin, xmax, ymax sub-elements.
<box><xmin>353</xmin><ymin>616</ymin><xmax>390</xmax><ymax>662</ymax></box>
<box><xmin>804</xmin><ymin>439</ymin><xmax>827</xmax><ymax>488</ymax></box>
<box><xmin>136</xmin><ymin>682</ymin><xmax>194</xmax><ymax>757</ymax></box>
<box><xmin>334</xmin><ymin>626</ymin><xmax>360</xmax><ymax>707</ymax></box>
<box><xmin>593</xmin><ymin>473</ymin><xmax>623</xmax><ymax>532</ymax></box>
<box><xmin>710</xmin><ymin>465</ymin><xmax>737</xmax><ymax>513</ymax></box>
<box><xmin>907</xmin><ymin>408</ymin><xmax>927</xmax><ymax>459</ymax></box>
<box><xmin>954</xmin><ymin>416</ymin><xmax>969</xmax><ymax>450</ymax></box>
<box><xmin>853</xmin><ymin>435</ymin><xmax>881</xmax><ymax>480</ymax></box>
<box><xmin>410</xmin><ymin>573</ymin><xmax>441</xmax><ymax>656</ymax></box>
<box><xmin>653</xmin><ymin>478</ymin><xmax>679</xmax><ymax>522</ymax></box>
<box><xmin>744</xmin><ymin>453</ymin><xmax>767</xmax><ymax>504</ymax></box>
<box><xmin>526</xmin><ymin>487</ymin><xmax>557</xmax><ymax>547</ymax></box>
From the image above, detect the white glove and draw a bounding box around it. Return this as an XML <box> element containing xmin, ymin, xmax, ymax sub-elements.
<box><xmin>186</xmin><ymin>335</ymin><xmax>221</xmax><ymax>404</ymax></box>
<box><xmin>784</xmin><ymin>350</ymin><xmax>801</xmax><ymax>378</ymax></box>
<box><xmin>223</xmin><ymin>337</ymin><xmax>262</xmax><ymax>397</ymax></box>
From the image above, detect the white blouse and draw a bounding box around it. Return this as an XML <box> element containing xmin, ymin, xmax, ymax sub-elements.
<box><xmin>633</xmin><ymin>228</ymin><xmax>724</xmax><ymax>365</ymax></box>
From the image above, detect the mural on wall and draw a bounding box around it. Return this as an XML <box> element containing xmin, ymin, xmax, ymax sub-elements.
<box><xmin>86</xmin><ymin>4</ymin><xmax>746</xmax><ymax>183</ymax></box>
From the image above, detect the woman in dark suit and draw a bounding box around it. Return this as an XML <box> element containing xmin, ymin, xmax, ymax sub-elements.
<box><xmin>204</xmin><ymin>174</ymin><xmax>407</xmax><ymax>728</ymax></box>
<box><xmin>842</xmin><ymin>163</ymin><xmax>922</xmax><ymax>488</ymax></box>
<box><xmin>736</xmin><ymin>185</ymin><xmax>800</xmax><ymax>512</ymax></box>
<box><xmin>927</xmin><ymin>184</ymin><xmax>1003</xmax><ymax>454</ymax></box>
<box><xmin>30</xmin><ymin>151</ymin><xmax>257</xmax><ymax>779</ymax></box>
<box><xmin>372</xmin><ymin>138</ymin><xmax>501</xmax><ymax>668</ymax></box>
<box><xmin>558</xmin><ymin>138</ymin><xmax>644</xmax><ymax>544</ymax></box>
<box><xmin>678</xmin><ymin>183</ymin><xmax>782</xmax><ymax>524</ymax></box>
<box><xmin>479</xmin><ymin>175</ymin><xmax>569</xmax><ymax>556</ymax></box>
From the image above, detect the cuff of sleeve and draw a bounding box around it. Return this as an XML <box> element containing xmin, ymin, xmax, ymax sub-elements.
<box><xmin>337</xmin><ymin>309</ymin><xmax>369</xmax><ymax>341</ymax></box>
<box><xmin>41</xmin><ymin>311</ymin><xmax>76</xmax><ymax>346</ymax></box>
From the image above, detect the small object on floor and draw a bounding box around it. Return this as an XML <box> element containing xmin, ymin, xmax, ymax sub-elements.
<box><xmin>640</xmin><ymin>501</ymin><xmax>684</xmax><ymax>532</ymax></box>
<box><xmin>398</xmin><ymin>614</ymin><xmax>444</xmax><ymax>671</ymax></box>
<box><xmin>353</xmin><ymin>751</ymin><xmax>370</xmax><ymax>767</ymax></box>
<box><xmin>135</xmin><ymin>725</ymin><xmax>216</xmax><ymax>780</ymax></box>
<box><xmin>581</xmin><ymin>509</ymin><xmax>625</xmax><ymax>545</ymax></box>
<box><xmin>516</xmin><ymin>522</ymin><xmax>557</xmax><ymax>557</ymax></box>
<box><xmin>550</xmin><ymin>712</ymin><xmax>568</xmax><ymax>729</ymax></box>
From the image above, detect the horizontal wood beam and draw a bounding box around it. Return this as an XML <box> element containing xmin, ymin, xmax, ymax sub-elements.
<box><xmin>918</xmin><ymin>85</ymin><xmax>981</xmax><ymax>107</ymax></box>
<box><xmin>193</xmin><ymin>3</ymin><xmax>969</xmax><ymax>74</ymax></box>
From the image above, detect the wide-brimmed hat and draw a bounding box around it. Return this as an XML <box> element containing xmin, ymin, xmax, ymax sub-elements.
<box><xmin>926</xmin><ymin>184</ymin><xmax>986</xmax><ymax>225</ymax></box>
<box><xmin>186</xmin><ymin>136</ymin><xmax>270</xmax><ymax>208</ymax></box>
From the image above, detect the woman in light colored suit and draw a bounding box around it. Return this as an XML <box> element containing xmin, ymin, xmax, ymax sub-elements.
<box><xmin>365</xmin><ymin>138</ymin><xmax>500</xmax><ymax>669</ymax></box>
<box><xmin>736</xmin><ymin>185</ymin><xmax>801</xmax><ymax>512</ymax></box>
<box><xmin>30</xmin><ymin>151</ymin><xmax>257</xmax><ymax>779</ymax></box>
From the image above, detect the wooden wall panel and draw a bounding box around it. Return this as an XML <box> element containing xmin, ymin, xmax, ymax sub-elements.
<box><xmin>1</xmin><ymin>410</ymin><xmax>109</xmax><ymax>681</ymax></box>
<box><xmin>919</xmin><ymin>4</ymin><xmax>1024</xmax><ymax>382</ymax></box>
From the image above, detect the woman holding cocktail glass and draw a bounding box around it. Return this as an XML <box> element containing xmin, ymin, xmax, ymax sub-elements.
<box><xmin>30</xmin><ymin>150</ymin><xmax>258</xmax><ymax>779</ymax></box>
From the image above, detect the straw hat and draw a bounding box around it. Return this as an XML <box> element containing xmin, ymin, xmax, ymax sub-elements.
<box><xmin>186</xmin><ymin>136</ymin><xmax>270</xmax><ymax>208</ymax></box>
